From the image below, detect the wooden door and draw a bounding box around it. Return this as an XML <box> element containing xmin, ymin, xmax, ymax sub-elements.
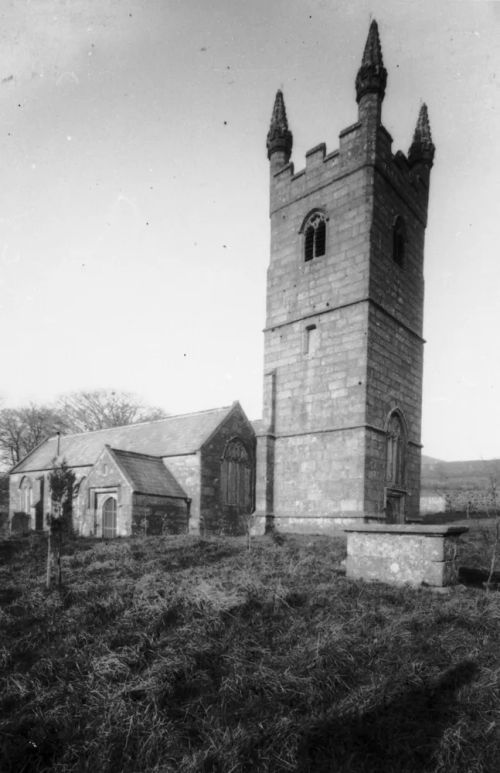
<box><xmin>102</xmin><ymin>497</ymin><xmax>117</xmax><ymax>538</ymax></box>
<box><xmin>386</xmin><ymin>490</ymin><xmax>405</xmax><ymax>524</ymax></box>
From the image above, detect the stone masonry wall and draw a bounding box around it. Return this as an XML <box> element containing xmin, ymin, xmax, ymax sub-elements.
<box><xmin>200</xmin><ymin>405</ymin><xmax>255</xmax><ymax>536</ymax></box>
<box><xmin>162</xmin><ymin>455</ymin><xmax>200</xmax><ymax>533</ymax></box>
<box><xmin>272</xmin><ymin>429</ymin><xmax>366</xmax><ymax>531</ymax></box>
<box><xmin>132</xmin><ymin>493</ymin><xmax>189</xmax><ymax>535</ymax></box>
<box><xmin>263</xmin><ymin>123</ymin><xmax>376</xmax><ymax>529</ymax></box>
<box><xmin>361</xmin><ymin>138</ymin><xmax>428</xmax><ymax>521</ymax></box>
<box><xmin>265</xmin><ymin>303</ymin><xmax>369</xmax><ymax>436</ymax></box>
<box><xmin>365</xmin><ymin>429</ymin><xmax>421</xmax><ymax>520</ymax></box>
<box><xmin>364</xmin><ymin>304</ymin><xmax>424</xmax><ymax>520</ymax></box>
<box><xmin>370</xmin><ymin>165</ymin><xmax>426</xmax><ymax>335</ymax></box>
<box><xmin>263</xmin><ymin>69</ymin><xmax>430</xmax><ymax>529</ymax></box>
<box><xmin>365</xmin><ymin>306</ymin><xmax>423</xmax><ymax>437</ymax></box>
<box><xmin>267</xmin><ymin>161</ymin><xmax>372</xmax><ymax>334</ymax></box>
<box><xmin>84</xmin><ymin>451</ymin><xmax>133</xmax><ymax>537</ymax></box>
<box><xmin>9</xmin><ymin>467</ymin><xmax>92</xmax><ymax>533</ymax></box>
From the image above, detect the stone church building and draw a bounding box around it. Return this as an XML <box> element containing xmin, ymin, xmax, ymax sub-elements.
<box><xmin>9</xmin><ymin>21</ymin><xmax>434</xmax><ymax>537</ymax></box>
<box><xmin>9</xmin><ymin>403</ymin><xmax>255</xmax><ymax>537</ymax></box>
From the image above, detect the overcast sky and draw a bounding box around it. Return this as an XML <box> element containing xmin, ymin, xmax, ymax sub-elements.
<box><xmin>0</xmin><ymin>0</ymin><xmax>499</xmax><ymax>461</ymax></box>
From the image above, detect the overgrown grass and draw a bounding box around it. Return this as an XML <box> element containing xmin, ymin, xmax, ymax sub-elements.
<box><xmin>1</xmin><ymin>529</ymin><xmax>499</xmax><ymax>772</ymax></box>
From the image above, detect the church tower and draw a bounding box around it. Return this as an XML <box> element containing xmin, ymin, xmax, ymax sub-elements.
<box><xmin>255</xmin><ymin>21</ymin><xmax>435</xmax><ymax>533</ymax></box>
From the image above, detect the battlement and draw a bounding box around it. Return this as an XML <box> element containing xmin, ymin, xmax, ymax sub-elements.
<box><xmin>271</xmin><ymin>121</ymin><xmax>430</xmax><ymax>226</ymax></box>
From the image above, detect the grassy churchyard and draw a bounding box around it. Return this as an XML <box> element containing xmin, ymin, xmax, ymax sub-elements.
<box><xmin>1</xmin><ymin>525</ymin><xmax>499</xmax><ymax>772</ymax></box>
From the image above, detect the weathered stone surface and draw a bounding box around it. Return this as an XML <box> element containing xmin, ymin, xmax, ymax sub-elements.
<box><xmin>344</xmin><ymin>524</ymin><xmax>468</xmax><ymax>587</ymax></box>
<box><xmin>422</xmin><ymin>560</ymin><xmax>459</xmax><ymax>587</ymax></box>
<box><xmin>261</xmin><ymin>22</ymin><xmax>433</xmax><ymax>531</ymax></box>
<box><xmin>8</xmin><ymin>404</ymin><xmax>255</xmax><ymax>539</ymax></box>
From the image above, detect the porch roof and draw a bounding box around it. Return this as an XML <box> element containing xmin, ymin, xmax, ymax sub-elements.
<box><xmin>108</xmin><ymin>447</ymin><xmax>188</xmax><ymax>499</ymax></box>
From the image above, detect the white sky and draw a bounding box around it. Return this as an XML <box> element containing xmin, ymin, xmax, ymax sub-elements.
<box><xmin>0</xmin><ymin>0</ymin><xmax>499</xmax><ymax>462</ymax></box>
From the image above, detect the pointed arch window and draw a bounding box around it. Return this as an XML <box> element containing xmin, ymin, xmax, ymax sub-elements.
<box><xmin>19</xmin><ymin>476</ymin><xmax>33</xmax><ymax>514</ymax></box>
<box><xmin>102</xmin><ymin>496</ymin><xmax>117</xmax><ymax>539</ymax></box>
<box><xmin>385</xmin><ymin>412</ymin><xmax>406</xmax><ymax>487</ymax></box>
<box><xmin>302</xmin><ymin>211</ymin><xmax>327</xmax><ymax>262</ymax></box>
<box><xmin>393</xmin><ymin>216</ymin><xmax>406</xmax><ymax>267</ymax></box>
<box><xmin>220</xmin><ymin>438</ymin><xmax>252</xmax><ymax>509</ymax></box>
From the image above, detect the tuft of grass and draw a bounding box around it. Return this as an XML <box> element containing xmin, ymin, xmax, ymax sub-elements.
<box><xmin>0</xmin><ymin>530</ymin><xmax>499</xmax><ymax>772</ymax></box>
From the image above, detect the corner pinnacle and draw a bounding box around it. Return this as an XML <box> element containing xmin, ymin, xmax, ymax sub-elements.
<box><xmin>408</xmin><ymin>104</ymin><xmax>435</xmax><ymax>167</ymax></box>
<box><xmin>266</xmin><ymin>89</ymin><xmax>293</xmax><ymax>163</ymax></box>
<box><xmin>355</xmin><ymin>20</ymin><xmax>387</xmax><ymax>103</ymax></box>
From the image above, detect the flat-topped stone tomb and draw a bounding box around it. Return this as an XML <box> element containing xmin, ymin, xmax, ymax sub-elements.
<box><xmin>344</xmin><ymin>523</ymin><xmax>468</xmax><ymax>587</ymax></box>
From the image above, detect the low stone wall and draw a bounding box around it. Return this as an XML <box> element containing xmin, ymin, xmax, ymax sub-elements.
<box><xmin>344</xmin><ymin>524</ymin><xmax>469</xmax><ymax>587</ymax></box>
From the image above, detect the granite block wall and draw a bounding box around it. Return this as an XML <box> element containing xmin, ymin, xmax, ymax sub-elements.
<box><xmin>200</xmin><ymin>405</ymin><xmax>255</xmax><ymax>536</ymax></box>
<box><xmin>162</xmin><ymin>455</ymin><xmax>200</xmax><ymax>532</ymax></box>
<box><xmin>132</xmin><ymin>494</ymin><xmax>189</xmax><ymax>535</ymax></box>
<box><xmin>262</xmin><ymin>67</ymin><xmax>432</xmax><ymax>529</ymax></box>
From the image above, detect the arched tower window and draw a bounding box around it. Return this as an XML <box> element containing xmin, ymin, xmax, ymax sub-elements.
<box><xmin>392</xmin><ymin>216</ymin><xmax>406</xmax><ymax>267</ymax></box>
<box><xmin>385</xmin><ymin>411</ymin><xmax>407</xmax><ymax>487</ymax></box>
<box><xmin>220</xmin><ymin>438</ymin><xmax>252</xmax><ymax>509</ymax></box>
<box><xmin>302</xmin><ymin>211</ymin><xmax>327</xmax><ymax>262</ymax></box>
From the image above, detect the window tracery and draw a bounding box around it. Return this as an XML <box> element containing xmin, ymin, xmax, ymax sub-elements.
<box><xmin>303</xmin><ymin>211</ymin><xmax>327</xmax><ymax>261</ymax></box>
<box><xmin>220</xmin><ymin>438</ymin><xmax>252</xmax><ymax>508</ymax></box>
<box><xmin>385</xmin><ymin>412</ymin><xmax>406</xmax><ymax>486</ymax></box>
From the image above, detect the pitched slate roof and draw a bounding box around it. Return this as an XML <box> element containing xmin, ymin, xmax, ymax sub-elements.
<box><xmin>108</xmin><ymin>448</ymin><xmax>188</xmax><ymax>499</ymax></box>
<box><xmin>12</xmin><ymin>404</ymin><xmax>236</xmax><ymax>473</ymax></box>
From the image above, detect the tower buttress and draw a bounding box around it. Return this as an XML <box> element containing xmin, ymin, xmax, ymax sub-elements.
<box><xmin>266</xmin><ymin>90</ymin><xmax>293</xmax><ymax>176</ymax></box>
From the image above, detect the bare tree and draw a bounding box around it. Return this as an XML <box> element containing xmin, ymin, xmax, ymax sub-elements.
<box><xmin>57</xmin><ymin>389</ymin><xmax>167</xmax><ymax>433</ymax></box>
<box><xmin>0</xmin><ymin>473</ymin><xmax>8</xmax><ymax>512</ymax></box>
<box><xmin>0</xmin><ymin>404</ymin><xmax>63</xmax><ymax>469</ymax></box>
<box><xmin>0</xmin><ymin>391</ymin><xmax>167</xmax><ymax>471</ymax></box>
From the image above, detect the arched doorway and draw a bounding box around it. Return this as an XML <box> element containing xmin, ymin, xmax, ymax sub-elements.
<box><xmin>102</xmin><ymin>496</ymin><xmax>117</xmax><ymax>539</ymax></box>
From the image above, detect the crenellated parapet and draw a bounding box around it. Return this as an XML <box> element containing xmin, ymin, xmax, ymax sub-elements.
<box><xmin>270</xmin><ymin>124</ymin><xmax>433</xmax><ymax>226</ymax></box>
<box><xmin>267</xmin><ymin>21</ymin><xmax>434</xmax><ymax>222</ymax></box>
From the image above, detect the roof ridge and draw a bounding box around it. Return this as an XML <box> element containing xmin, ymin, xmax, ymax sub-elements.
<box><xmin>48</xmin><ymin>404</ymin><xmax>234</xmax><ymax>441</ymax></box>
<box><xmin>109</xmin><ymin>446</ymin><xmax>163</xmax><ymax>461</ymax></box>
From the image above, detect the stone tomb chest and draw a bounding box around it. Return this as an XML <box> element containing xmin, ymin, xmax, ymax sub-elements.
<box><xmin>344</xmin><ymin>524</ymin><xmax>469</xmax><ymax>587</ymax></box>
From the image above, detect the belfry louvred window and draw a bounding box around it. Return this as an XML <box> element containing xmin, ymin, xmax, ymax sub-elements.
<box><xmin>393</xmin><ymin>216</ymin><xmax>406</xmax><ymax>267</ymax></box>
<box><xmin>303</xmin><ymin>212</ymin><xmax>327</xmax><ymax>261</ymax></box>
<box><xmin>220</xmin><ymin>438</ymin><xmax>252</xmax><ymax>508</ymax></box>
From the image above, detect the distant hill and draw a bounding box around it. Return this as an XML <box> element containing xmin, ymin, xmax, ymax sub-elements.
<box><xmin>420</xmin><ymin>456</ymin><xmax>500</xmax><ymax>516</ymax></box>
<box><xmin>421</xmin><ymin>456</ymin><xmax>500</xmax><ymax>488</ymax></box>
